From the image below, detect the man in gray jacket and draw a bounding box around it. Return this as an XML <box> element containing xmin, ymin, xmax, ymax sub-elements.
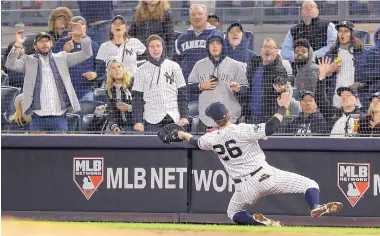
<box><xmin>5</xmin><ymin>22</ymin><xmax>93</xmax><ymax>132</ymax></box>
<box><xmin>294</xmin><ymin>38</ymin><xmax>319</xmax><ymax>97</ymax></box>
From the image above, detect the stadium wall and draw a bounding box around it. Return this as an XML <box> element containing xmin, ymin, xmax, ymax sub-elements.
<box><xmin>2</xmin><ymin>135</ymin><xmax>380</xmax><ymax>226</ymax></box>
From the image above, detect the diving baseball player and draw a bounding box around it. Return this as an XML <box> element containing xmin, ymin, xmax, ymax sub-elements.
<box><xmin>170</xmin><ymin>93</ymin><xmax>343</xmax><ymax>226</ymax></box>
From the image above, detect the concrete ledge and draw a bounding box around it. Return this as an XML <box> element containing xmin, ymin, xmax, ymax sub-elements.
<box><xmin>3</xmin><ymin>211</ymin><xmax>380</xmax><ymax>227</ymax></box>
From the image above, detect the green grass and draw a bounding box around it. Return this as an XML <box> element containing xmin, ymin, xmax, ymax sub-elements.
<box><xmin>10</xmin><ymin>221</ymin><xmax>380</xmax><ymax>234</ymax></box>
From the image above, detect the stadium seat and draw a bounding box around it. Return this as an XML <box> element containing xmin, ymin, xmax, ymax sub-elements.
<box><xmin>244</xmin><ymin>31</ymin><xmax>254</xmax><ymax>51</ymax></box>
<box><xmin>355</xmin><ymin>30</ymin><xmax>370</xmax><ymax>44</ymax></box>
<box><xmin>188</xmin><ymin>102</ymin><xmax>199</xmax><ymax>118</ymax></box>
<box><xmin>82</xmin><ymin>114</ymin><xmax>95</xmax><ymax>131</ymax></box>
<box><xmin>191</xmin><ymin>116</ymin><xmax>200</xmax><ymax>133</ymax></box>
<box><xmin>93</xmin><ymin>88</ymin><xmax>108</xmax><ymax>103</ymax></box>
<box><xmin>76</xmin><ymin>100</ymin><xmax>105</xmax><ymax>116</ymax></box>
<box><xmin>1</xmin><ymin>86</ymin><xmax>21</xmax><ymax>118</ymax></box>
<box><xmin>66</xmin><ymin>113</ymin><xmax>81</xmax><ymax>132</ymax></box>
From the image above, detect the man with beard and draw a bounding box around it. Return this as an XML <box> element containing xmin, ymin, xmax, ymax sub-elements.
<box><xmin>5</xmin><ymin>23</ymin><xmax>93</xmax><ymax>132</ymax></box>
<box><xmin>188</xmin><ymin>30</ymin><xmax>248</xmax><ymax>132</ymax></box>
<box><xmin>293</xmin><ymin>38</ymin><xmax>319</xmax><ymax>97</ymax></box>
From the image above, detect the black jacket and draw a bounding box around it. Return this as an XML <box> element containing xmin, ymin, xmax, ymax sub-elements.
<box><xmin>107</xmin><ymin>85</ymin><xmax>133</xmax><ymax>131</ymax></box>
<box><xmin>244</xmin><ymin>56</ymin><xmax>287</xmax><ymax>123</ymax></box>
<box><xmin>129</xmin><ymin>10</ymin><xmax>174</xmax><ymax>58</ymax></box>
<box><xmin>283</xmin><ymin>110</ymin><xmax>329</xmax><ymax>135</ymax></box>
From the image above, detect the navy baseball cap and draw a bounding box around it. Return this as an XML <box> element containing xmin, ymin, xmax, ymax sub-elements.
<box><xmin>301</xmin><ymin>91</ymin><xmax>315</xmax><ymax>99</ymax></box>
<box><xmin>371</xmin><ymin>92</ymin><xmax>380</xmax><ymax>101</ymax></box>
<box><xmin>337</xmin><ymin>86</ymin><xmax>358</xmax><ymax>97</ymax></box>
<box><xmin>34</xmin><ymin>32</ymin><xmax>52</xmax><ymax>44</ymax></box>
<box><xmin>227</xmin><ymin>22</ymin><xmax>243</xmax><ymax>33</ymax></box>
<box><xmin>205</xmin><ymin>102</ymin><xmax>227</xmax><ymax>121</ymax></box>
<box><xmin>335</xmin><ymin>21</ymin><xmax>355</xmax><ymax>31</ymax></box>
<box><xmin>111</xmin><ymin>15</ymin><xmax>126</xmax><ymax>24</ymax></box>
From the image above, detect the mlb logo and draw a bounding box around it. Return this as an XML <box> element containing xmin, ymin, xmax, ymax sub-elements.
<box><xmin>73</xmin><ymin>157</ymin><xmax>104</xmax><ymax>200</ymax></box>
<box><xmin>337</xmin><ymin>163</ymin><xmax>370</xmax><ymax>207</ymax></box>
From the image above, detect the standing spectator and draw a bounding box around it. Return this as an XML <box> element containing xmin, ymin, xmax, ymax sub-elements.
<box><xmin>129</xmin><ymin>0</ymin><xmax>174</xmax><ymax>58</ymax></box>
<box><xmin>105</xmin><ymin>58</ymin><xmax>134</xmax><ymax>134</ymax></box>
<box><xmin>5</xmin><ymin>24</ymin><xmax>92</xmax><ymax>132</ymax></box>
<box><xmin>53</xmin><ymin>16</ymin><xmax>103</xmax><ymax>101</ymax></box>
<box><xmin>293</xmin><ymin>38</ymin><xmax>319</xmax><ymax>96</ymax></box>
<box><xmin>281</xmin><ymin>0</ymin><xmax>337</xmax><ymax>63</ymax></box>
<box><xmin>207</xmin><ymin>14</ymin><xmax>222</xmax><ymax>31</ymax></box>
<box><xmin>224</xmin><ymin>22</ymin><xmax>254</xmax><ymax>69</ymax></box>
<box><xmin>48</xmin><ymin>7</ymin><xmax>73</xmax><ymax>44</ymax></box>
<box><xmin>188</xmin><ymin>30</ymin><xmax>248</xmax><ymax>132</ymax></box>
<box><xmin>244</xmin><ymin>38</ymin><xmax>288</xmax><ymax>124</ymax></box>
<box><xmin>175</xmin><ymin>4</ymin><xmax>217</xmax><ymax>86</ymax></box>
<box><xmin>97</xmin><ymin>15</ymin><xmax>146</xmax><ymax>78</ymax></box>
<box><xmin>77</xmin><ymin>0</ymin><xmax>114</xmax><ymax>45</ymax></box>
<box><xmin>324</xmin><ymin>21</ymin><xmax>367</xmax><ymax>108</ymax></box>
<box><xmin>358</xmin><ymin>92</ymin><xmax>380</xmax><ymax>136</ymax></box>
<box><xmin>316</xmin><ymin>57</ymin><xmax>364</xmax><ymax>136</ymax></box>
<box><xmin>362</xmin><ymin>27</ymin><xmax>380</xmax><ymax>107</ymax></box>
<box><xmin>282</xmin><ymin>91</ymin><xmax>329</xmax><ymax>135</ymax></box>
<box><xmin>1</xmin><ymin>41</ymin><xmax>25</xmax><ymax>88</ymax></box>
<box><xmin>132</xmin><ymin>35</ymin><xmax>189</xmax><ymax>132</ymax></box>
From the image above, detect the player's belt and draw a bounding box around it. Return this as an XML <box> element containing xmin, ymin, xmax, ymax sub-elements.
<box><xmin>233</xmin><ymin>167</ymin><xmax>263</xmax><ymax>184</ymax></box>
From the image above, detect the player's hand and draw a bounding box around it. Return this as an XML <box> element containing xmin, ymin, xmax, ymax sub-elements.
<box><xmin>116</xmin><ymin>103</ymin><xmax>129</xmax><ymax>111</ymax></box>
<box><xmin>113</xmin><ymin>127</ymin><xmax>121</xmax><ymax>135</ymax></box>
<box><xmin>64</xmin><ymin>40</ymin><xmax>74</xmax><ymax>53</ymax></box>
<box><xmin>201</xmin><ymin>79</ymin><xmax>217</xmax><ymax>90</ymax></box>
<box><xmin>318</xmin><ymin>57</ymin><xmax>333</xmax><ymax>80</ymax></box>
<box><xmin>14</xmin><ymin>30</ymin><xmax>25</xmax><ymax>48</ymax></box>
<box><xmin>68</xmin><ymin>22</ymin><xmax>85</xmax><ymax>37</ymax></box>
<box><xmin>229</xmin><ymin>82</ymin><xmax>241</xmax><ymax>92</ymax></box>
<box><xmin>83</xmin><ymin>71</ymin><xmax>97</xmax><ymax>80</ymax></box>
<box><xmin>277</xmin><ymin>92</ymin><xmax>291</xmax><ymax>108</ymax></box>
<box><xmin>177</xmin><ymin>130</ymin><xmax>186</xmax><ymax>140</ymax></box>
<box><xmin>134</xmin><ymin>123</ymin><xmax>144</xmax><ymax>132</ymax></box>
<box><xmin>180</xmin><ymin>118</ymin><xmax>189</xmax><ymax>126</ymax></box>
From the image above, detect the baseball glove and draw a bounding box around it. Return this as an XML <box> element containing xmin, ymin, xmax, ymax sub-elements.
<box><xmin>157</xmin><ymin>123</ymin><xmax>186</xmax><ymax>144</ymax></box>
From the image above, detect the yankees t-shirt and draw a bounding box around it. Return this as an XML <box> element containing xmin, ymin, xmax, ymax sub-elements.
<box><xmin>188</xmin><ymin>56</ymin><xmax>248</xmax><ymax>127</ymax></box>
<box><xmin>96</xmin><ymin>38</ymin><xmax>146</xmax><ymax>76</ymax></box>
<box><xmin>132</xmin><ymin>59</ymin><xmax>186</xmax><ymax>124</ymax></box>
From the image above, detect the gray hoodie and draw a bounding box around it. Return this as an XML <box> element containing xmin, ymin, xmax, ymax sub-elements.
<box><xmin>294</xmin><ymin>47</ymin><xmax>319</xmax><ymax>97</ymax></box>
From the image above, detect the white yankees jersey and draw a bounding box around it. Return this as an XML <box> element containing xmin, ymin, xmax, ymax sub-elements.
<box><xmin>132</xmin><ymin>59</ymin><xmax>186</xmax><ymax>124</ymax></box>
<box><xmin>96</xmin><ymin>38</ymin><xmax>146</xmax><ymax>76</ymax></box>
<box><xmin>198</xmin><ymin>123</ymin><xmax>268</xmax><ymax>179</ymax></box>
<box><xmin>188</xmin><ymin>56</ymin><xmax>248</xmax><ymax>127</ymax></box>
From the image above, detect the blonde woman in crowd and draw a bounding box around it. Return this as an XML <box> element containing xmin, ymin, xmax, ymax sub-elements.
<box><xmin>105</xmin><ymin>58</ymin><xmax>134</xmax><ymax>134</ymax></box>
<box><xmin>97</xmin><ymin>15</ymin><xmax>146</xmax><ymax>77</ymax></box>
<box><xmin>359</xmin><ymin>92</ymin><xmax>380</xmax><ymax>136</ymax></box>
<box><xmin>129</xmin><ymin>0</ymin><xmax>174</xmax><ymax>58</ymax></box>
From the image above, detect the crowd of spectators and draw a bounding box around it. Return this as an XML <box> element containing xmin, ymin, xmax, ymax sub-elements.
<box><xmin>1</xmin><ymin>0</ymin><xmax>379</xmax><ymax>137</ymax></box>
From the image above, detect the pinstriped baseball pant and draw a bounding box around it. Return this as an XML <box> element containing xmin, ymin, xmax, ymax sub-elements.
<box><xmin>227</xmin><ymin>163</ymin><xmax>319</xmax><ymax>220</ymax></box>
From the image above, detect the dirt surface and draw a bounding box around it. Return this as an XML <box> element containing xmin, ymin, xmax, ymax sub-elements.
<box><xmin>0</xmin><ymin>219</ymin><xmax>375</xmax><ymax>236</ymax></box>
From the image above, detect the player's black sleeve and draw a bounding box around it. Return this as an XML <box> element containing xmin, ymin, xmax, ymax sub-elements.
<box><xmin>189</xmin><ymin>137</ymin><xmax>199</xmax><ymax>148</ymax></box>
<box><xmin>265</xmin><ymin>117</ymin><xmax>281</xmax><ymax>136</ymax></box>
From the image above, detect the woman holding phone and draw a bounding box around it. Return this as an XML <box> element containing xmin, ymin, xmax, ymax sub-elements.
<box><xmin>106</xmin><ymin>57</ymin><xmax>133</xmax><ymax>134</ymax></box>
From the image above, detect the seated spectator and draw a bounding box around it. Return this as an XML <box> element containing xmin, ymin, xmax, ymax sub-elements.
<box><xmin>175</xmin><ymin>4</ymin><xmax>217</xmax><ymax>88</ymax></box>
<box><xmin>281</xmin><ymin>0</ymin><xmax>337</xmax><ymax>64</ymax></box>
<box><xmin>8</xmin><ymin>93</ymin><xmax>32</xmax><ymax>131</ymax></box>
<box><xmin>1</xmin><ymin>41</ymin><xmax>25</xmax><ymax>88</ymax></box>
<box><xmin>293</xmin><ymin>38</ymin><xmax>319</xmax><ymax>96</ymax></box>
<box><xmin>129</xmin><ymin>0</ymin><xmax>174</xmax><ymax>58</ymax></box>
<box><xmin>97</xmin><ymin>15</ymin><xmax>146</xmax><ymax>78</ymax></box>
<box><xmin>77</xmin><ymin>0</ymin><xmax>114</xmax><ymax>45</ymax></box>
<box><xmin>316</xmin><ymin>57</ymin><xmax>365</xmax><ymax>136</ymax></box>
<box><xmin>188</xmin><ymin>30</ymin><xmax>248</xmax><ymax>132</ymax></box>
<box><xmin>53</xmin><ymin>16</ymin><xmax>103</xmax><ymax>101</ymax></box>
<box><xmin>358</xmin><ymin>92</ymin><xmax>380</xmax><ymax>136</ymax></box>
<box><xmin>207</xmin><ymin>14</ymin><xmax>222</xmax><ymax>31</ymax></box>
<box><xmin>362</xmin><ymin>27</ymin><xmax>380</xmax><ymax>107</ymax></box>
<box><xmin>245</xmin><ymin>38</ymin><xmax>288</xmax><ymax>124</ymax></box>
<box><xmin>105</xmin><ymin>58</ymin><xmax>133</xmax><ymax>134</ymax></box>
<box><xmin>48</xmin><ymin>7</ymin><xmax>73</xmax><ymax>44</ymax></box>
<box><xmin>5</xmin><ymin>24</ymin><xmax>92</xmax><ymax>132</ymax></box>
<box><xmin>132</xmin><ymin>35</ymin><xmax>189</xmax><ymax>132</ymax></box>
<box><xmin>282</xmin><ymin>91</ymin><xmax>329</xmax><ymax>135</ymax></box>
<box><xmin>325</xmin><ymin>21</ymin><xmax>367</xmax><ymax>108</ymax></box>
<box><xmin>224</xmin><ymin>22</ymin><xmax>254</xmax><ymax>70</ymax></box>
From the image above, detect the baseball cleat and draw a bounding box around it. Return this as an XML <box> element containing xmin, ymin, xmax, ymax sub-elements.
<box><xmin>253</xmin><ymin>213</ymin><xmax>283</xmax><ymax>227</ymax></box>
<box><xmin>310</xmin><ymin>202</ymin><xmax>343</xmax><ymax>217</ymax></box>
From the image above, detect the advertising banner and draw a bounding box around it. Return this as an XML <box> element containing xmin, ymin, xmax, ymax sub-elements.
<box><xmin>190</xmin><ymin>150</ymin><xmax>380</xmax><ymax>217</ymax></box>
<box><xmin>1</xmin><ymin>149</ymin><xmax>188</xmax><ymax>213</ymax></box>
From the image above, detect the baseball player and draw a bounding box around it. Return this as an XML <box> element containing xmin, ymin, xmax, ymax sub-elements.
<box><xmin>174</xmin><ymin>93</ymin><xmax>343</xmax><ymax>226</ymax></box>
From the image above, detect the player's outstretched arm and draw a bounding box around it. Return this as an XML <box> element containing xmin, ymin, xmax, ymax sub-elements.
<box><xmin>265</xmin><ymin>93</ymin><xmax>291</xmax><ymax>136</ymax></box>
<box><xmin>178</xmin><ymin>131</ymin><xmax>200</xmax><ymax>148</ymax></box>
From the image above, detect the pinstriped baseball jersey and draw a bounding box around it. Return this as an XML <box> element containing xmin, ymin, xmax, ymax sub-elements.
<box><xmin>132</xmin><ymin>59</ymin><xmax>186</xmax><ymax>124</ymax></box>
<box><xmin>198</xmin><ymin>123</ymin><xmax>268</xmax><ymax>179</ymax></box>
